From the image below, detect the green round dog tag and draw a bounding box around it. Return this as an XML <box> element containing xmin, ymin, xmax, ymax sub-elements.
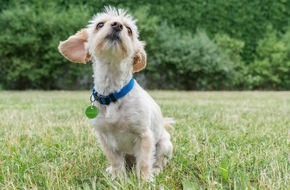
<box><xmin>85</xmin><ymin>105</ymin><xmax>98</xmax><ymax>119</ymax></box>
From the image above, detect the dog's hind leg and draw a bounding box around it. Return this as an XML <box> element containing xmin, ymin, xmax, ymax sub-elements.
<box><xmin>153</xmin><ymin>130</ymin><xmax>173</xmax><ymax>174</ymax></box>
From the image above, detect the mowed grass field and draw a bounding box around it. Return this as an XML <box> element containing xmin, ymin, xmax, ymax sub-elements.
<box><xmin>0</xmin><ymin>91</ymin><xmax>289</xmax><ymax>189</ymax></box>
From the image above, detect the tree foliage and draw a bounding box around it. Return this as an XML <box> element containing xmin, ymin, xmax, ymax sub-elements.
<box><xmin>246</xmin><ymin>29</ymin><xmax>290</xmax><ymax>90</ymax></box>
<box><xmin>0</xmin><ymin>4</ymin><xmax>92</xmax><ymax>89</ymax></box>
<box><xmin>0</xmin><ymin>0</ymin><xmax>290</xmax><ymax>90</ymax></box>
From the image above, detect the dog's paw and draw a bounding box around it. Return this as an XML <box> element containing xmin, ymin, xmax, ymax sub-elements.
<box><xmin>138</xmin><ymin>168</ymin><xmax>154</xmax><ymax>182</ymax></box>
<box><xmin>141</xmin><ymin>172</ymin><xmax>154</xmax><ymax>182</ymax></box>
<box><xmin>106</xmin><ymin>166</ymin><xmax>113</xmax><ymax>174</ymax></box>
<box><xmin>153</xmin><ymin>166</ymin><xmax>162</xmax><ymax>175</ymax></box>
<box><xmin>106</xmin><ymin>166</ymin><xmax>126</xmax><ymax>179</ymax></box>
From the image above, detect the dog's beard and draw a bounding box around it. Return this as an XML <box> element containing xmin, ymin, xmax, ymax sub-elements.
<box><xmin>91</xmin><ymin>31</ymin><xmax>133</xmax><ymax>59</ymax></box>
<box><xmin>106</xmin><ymin>31</ymin><xmax>121</xmax><ymax>43</ymax></box>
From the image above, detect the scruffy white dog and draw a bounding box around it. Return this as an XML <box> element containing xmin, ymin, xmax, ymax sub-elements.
<box><xmin>58</xmin><ymin>6</ymin><xmax>173</xmax><ymax>180</ymax></box>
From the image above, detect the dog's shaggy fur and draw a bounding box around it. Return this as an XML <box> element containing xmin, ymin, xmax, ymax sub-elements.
<box><xmin>58</xmin><ymin>6</ymin><xmax>173</xmax><ymax>180</ymax></box>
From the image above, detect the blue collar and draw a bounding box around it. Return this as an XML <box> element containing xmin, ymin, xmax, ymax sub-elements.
<box><xmin>91</xmin><ymin>77</ymin><xmax>135</xmax><ymax>105</ymax></box>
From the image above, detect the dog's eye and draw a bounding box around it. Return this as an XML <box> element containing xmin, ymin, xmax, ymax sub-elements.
<box><xmin>96</xmin><ymin>22</ymin><xmax>104</xmax><ymax>29</ymax></box>
<box><xmin>127</xmin><ymin>27</ymin><xmax>132</xmax><ymax>34</ymax></box>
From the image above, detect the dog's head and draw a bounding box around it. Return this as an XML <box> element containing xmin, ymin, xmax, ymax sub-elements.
<box><xmin>58</xmin><ymin>6</ymin><xmax>146</xmax><ymax>73</ymax></box>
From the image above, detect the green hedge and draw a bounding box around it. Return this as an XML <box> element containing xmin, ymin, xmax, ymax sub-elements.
<box><xmin>246</xmin><ymin>28</ymin><xmax>290</xmax><ymax>90</ymax></box>
<box><xmin>1</xmin><ymin>0</ymin><xmax>290</xmax><ymax>90</ymax></box>
<box><xmin>0</xmin><ymin>4</ymin><xmax>92</xmax><ymax>89</ymax></box>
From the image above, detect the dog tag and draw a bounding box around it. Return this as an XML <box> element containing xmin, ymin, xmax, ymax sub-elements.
<box><xmin>85</xmin><ymin>105</ymin><xmax>98</xmax><ymax>119</ymax></box>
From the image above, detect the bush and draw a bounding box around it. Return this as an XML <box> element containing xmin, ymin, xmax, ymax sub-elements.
<box><xmin>0</xmin><ymin>4</ymin><xmax>93</xmax><ymax>89</ymax></box>
<box><xmin>180</xmin><ymin>31</ymin><xmax>238</xmax><ymax>90</ymax></box>
<box><xmin>146</xmin><ymin>26</ymin><xmax>238</xmax><ymax>90</ymax></box>
<box><xmin>214</xmin><ymin>34</ymin><xmax>246</xmax><ymax>89</ymax></box>
<box><xmin>1</xmin><ymin>1</ymin><xmax>290</xmax><ymax>90</ymax></box>
<box><xmin>246</xmin><ymin>28</ymin><xmax>290</xmax><ymax>90</ymax></box>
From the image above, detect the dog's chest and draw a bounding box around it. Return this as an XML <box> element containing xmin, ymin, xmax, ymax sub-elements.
<box><xmin>95</xmin><ymin>103</ymin><xmax>141</xmax><ymax>154</ymax></box>
<box><xmin>102</xmin><ymin>125</ymin><xmax>139</xmax><ymax>154</ymax></box>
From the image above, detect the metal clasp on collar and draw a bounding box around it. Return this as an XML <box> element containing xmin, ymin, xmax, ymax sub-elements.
<box><xmin>90</xmin><ymin>94</ymin><xmax>95</xmax><ymax>103</ymax></box>
<box><xmin>92</xmin><ymin>93</ymin><xmax>111</xmax><ymax>105</ymax></box>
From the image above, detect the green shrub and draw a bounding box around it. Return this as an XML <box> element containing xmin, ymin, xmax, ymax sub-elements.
<box><xmin>0</xmin><ymin>4</ymin><xmax>92</xmax><ymax>89</ymax></box>
<box><xmin>147</xmin><ymin>26</ymin><xmax>237</xmax><ymax>90</ymax></box>
<box><xmin>246</xmin><ymin>29</ymin><xmax>290</xmax><ymax>90</ymax></box>
<box><xmin>1</xmin><ymin>1</ymin><xmax>290</xmax><ymax>90</ymax></box>
<box><xmin>179</xmin><ymin>31</ymin><xmax>237</xmax><ymax>90</ymax></box>
<box><xmin>214</xmin><ymin>34</ymin><xmax>246</xmax><ymax>89</ymax></box>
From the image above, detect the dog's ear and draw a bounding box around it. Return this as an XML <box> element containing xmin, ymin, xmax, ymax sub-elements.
<box><xmin>133</xmin><ymin>42</ymin><xmax>147</xmax><ymax>73</ymax></box>
<box><xmin>58</xmin><ymin>28</ymin><xmax>90</xmax><ymax>64</ymax></box>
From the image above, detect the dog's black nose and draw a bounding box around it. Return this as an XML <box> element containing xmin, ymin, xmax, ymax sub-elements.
<box><xmin>111</xmin><ymin>22</ymin><xmax>123</xmax><ymax>32</ymax></box>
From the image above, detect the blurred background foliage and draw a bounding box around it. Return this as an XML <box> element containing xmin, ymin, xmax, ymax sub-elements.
<box><xmin>0</xmin><ymin>0</ymin><xmax>290</xmax><ymax>90</ymax></box>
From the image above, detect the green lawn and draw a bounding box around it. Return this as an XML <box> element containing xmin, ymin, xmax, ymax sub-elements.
<box><xmin>0</xmin><ymin>91</ymin><xmax>289</xmax><ymax>189</ymax></box>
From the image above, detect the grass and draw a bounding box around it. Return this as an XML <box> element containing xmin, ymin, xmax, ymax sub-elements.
<box><xmin>0</xmin><ymin>91</ymin><xmax>289</xmax><ymax>189</ymax></box>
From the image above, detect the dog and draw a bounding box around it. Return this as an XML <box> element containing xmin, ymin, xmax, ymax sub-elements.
<box><xmin>58</xmin><ymin>6</ymin><xmax>173</xmax><ymax>180</ymax></box>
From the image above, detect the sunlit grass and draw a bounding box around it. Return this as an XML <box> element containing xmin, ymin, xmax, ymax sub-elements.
<box><xmin>0</xmin><ymin>91</ymin><xmax>289</xmax><ymax>189</ymax></box>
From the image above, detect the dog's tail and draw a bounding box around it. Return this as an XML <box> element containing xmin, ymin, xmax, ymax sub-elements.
<box><xmin>163</xmin><ymin>117</ymin><xmax>175</xmax><ymax>130</ymax></box>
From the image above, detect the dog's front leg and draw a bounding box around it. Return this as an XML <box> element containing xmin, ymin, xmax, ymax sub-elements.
<box><xmin>136</xmin><ymin>130</ymin><xmax>154</xmax><ymax>181</ymax></box>
<box><xmin>98</xmin><ymin>135</ymin><xmax>126</xmax><ymax>178</ymax></box>
<box><xmin>105</xmin><ymin>152</ymin><xmax>126</xmax><ymax>178</ymax></box>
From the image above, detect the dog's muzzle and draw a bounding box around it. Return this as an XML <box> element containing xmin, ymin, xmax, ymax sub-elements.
<box><xmin>111</xmin><ymin>22</ymin><xmax>123</xmax><ymax>32</ymax></box>
<box><xmin>107</xmin><ymin>22</ymin><xmax>123</xmax><ymax>42</ymax></box>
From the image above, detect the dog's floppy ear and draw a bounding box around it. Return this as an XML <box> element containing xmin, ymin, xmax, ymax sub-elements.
<box><xmin>133</xmin><ymin>42</ymin><xmax>147</xmax><ymax>73</ymax></box>
<box><xmin>58</xmin><ymin>28</ymin><xmax>90</xmax><ymax>64</ymax></box>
